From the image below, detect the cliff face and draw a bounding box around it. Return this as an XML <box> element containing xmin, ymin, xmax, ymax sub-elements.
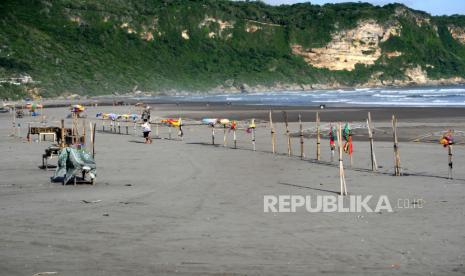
<box><xmin>1</xmin><ymin>0</ymin><xmax>465</xmax><ymax>98</ymax></box>
<box><xmin>291</xmin><ymin>20</ymin><xmax>401</xmax><ymax>71</ymax></box>
<box><xmin>448</xmin><ymin>26</ymin><xmax>465</xmax><ymax>44</ymax></box>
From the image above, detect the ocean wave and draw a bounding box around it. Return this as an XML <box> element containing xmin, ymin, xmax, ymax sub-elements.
<box><xmin>316</xmin><ymin>99</ymin><xmax>351</xmax><ymax>103</ymax></box>
<box><xmin>225</xmin><ymin>97</ymin><xmax>244</xmax><ymax>101</ymax></box>
<box><xmin>439</xmin><ymin>88</ymin><xmax>465</xmax><ymax>92</ymax></box>
<box><xmin>372</xmin><ymin>93</ymin><xmax>406</xmax><ymax>98</ymax></box>
<box><xmin>347</xmin><ymin>101</ymin><xmax>465</xmax><ymax>106</ymax></box>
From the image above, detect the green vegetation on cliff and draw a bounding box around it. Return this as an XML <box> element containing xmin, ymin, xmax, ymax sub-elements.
<box><xmin>1</xmin><ymin>0</ymin><xmax>465</xmax><ymax>99</ymax></box>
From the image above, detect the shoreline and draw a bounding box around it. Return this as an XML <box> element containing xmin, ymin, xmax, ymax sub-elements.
<box><xmin>3</xmin><ymin>83</ymin><xmax>465</xmax><ymax>108</ymax></box>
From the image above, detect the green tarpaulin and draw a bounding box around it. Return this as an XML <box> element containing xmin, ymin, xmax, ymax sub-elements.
<box><xmin>52</xmin><ymin>147</ymin><xmax>96</xmax><ymax>184</ymax></box>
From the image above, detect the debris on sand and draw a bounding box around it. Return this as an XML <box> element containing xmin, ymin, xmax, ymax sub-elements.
<box><xmin>81</xmin><ymin>200</ymin><xmax>102</xmax><ymax>204</ymax></box>
<box><xmin>32</xmin><ymin>272</ymin><xmax>58</xmax><ymax>276</ymax></box>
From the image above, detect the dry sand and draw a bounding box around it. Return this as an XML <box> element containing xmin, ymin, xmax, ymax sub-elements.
<box><xmin>0</xmin><ymin>104</ymin><xmax>464</xmax><ymax>275</ymax></box>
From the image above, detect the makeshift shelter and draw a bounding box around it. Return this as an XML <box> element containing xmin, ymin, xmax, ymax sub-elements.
<box><xmin>52</xmin><ymin>147</ymin><xmax>96</xmax><ymax>185</ymax></box>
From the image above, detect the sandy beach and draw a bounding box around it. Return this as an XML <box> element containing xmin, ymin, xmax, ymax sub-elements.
<box><xmin>0</xmin><ymin>104</ymin><xmax>464</xmax><ymax>275</ymax></box>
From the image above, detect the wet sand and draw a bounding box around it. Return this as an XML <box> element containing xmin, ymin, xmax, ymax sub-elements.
<box><xmin>0</xmin><ymin>104</ymin><xmax>464</xmax><ymax>275</ymax></box>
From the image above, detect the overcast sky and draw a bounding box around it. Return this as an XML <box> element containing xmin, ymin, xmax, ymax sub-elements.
<box><xmin>260</xmin><ymin>0</ymin><xmax>465</xmax><ymax>16</ymax></box>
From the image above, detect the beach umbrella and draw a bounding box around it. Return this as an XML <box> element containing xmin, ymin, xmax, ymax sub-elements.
<box><xmin>71</xmin><ymin>104</ymin><xmax>85</xmax><ymax>113</ymax></box>
<box><xmin>219</xmin><ymin>119</ymin><xmax>230</xmax><ymax>126</ymax></box>
<box><xmin>202</xmin><ymin>118</ymin><xmax>218</xmax><ymax>125</ymax></box>
<box><xmin>107</xmin><ymin>113</ymin><xmax>118</xmax><ymax>121</ymax></box>
<box><xmin>161</xmin><ymin>118</ymin><xmax>181</xmax><ymax>127</ymax></box>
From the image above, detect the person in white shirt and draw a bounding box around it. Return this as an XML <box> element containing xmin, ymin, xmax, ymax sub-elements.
<box><xmin>142</xmin><ymin>119</ymin><xmax>152</xmax><ymax>144</ymax></box>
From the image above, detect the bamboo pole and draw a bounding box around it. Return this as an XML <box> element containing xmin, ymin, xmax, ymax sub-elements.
<box><xmin>282</xmin><ymin>111</ymin><xmax>292</xmax><ymax>156</ymax></box>
<box><xmin>250</xmin><ymin>118</ymin><xmax>256</xmax><ymax>151</ymax></box>
<box><xmin>448</xmin><ymin>144</ymin><xmax>453</xmax><ymax>179</ymax></box>
<box><xmin>233</xmin><ymin>128</ymin><xmax>237</xmax><ymax>149</ymax></box>
<box><xmin>349</xmin><ymin>133</ymin><xmax>353</xmax><ymax>168</ymax></box>
<box><xmin>92</xmin><ymin>122</ymin><xmax>96</xmax><ymax>158</ymax></box>
<box><xmin>223</xmin><ymin>124</ymin><xmax>227</xmax><ymax>147</ymax></box>
<box><xmin>252</xmin><ymin>128</ymin><xmax>256</xmax><ymax>151</ymax></box>
<box><xmin>392</xmin><ymin>115</ymin><xmax>401</xmax><ymax>176</ymax></box>
<box><xmin>27</xmin><ymin>123</ymin><xmax>31</xmax><ymax>143</ymax></box>
<box><xmin>60</xmin><ymin>119</ymin><xmax>65</xmax><ymax>148</ymax></box>
<box><xmin>11</xmin><ymin>106</ymin><xmax>16</xmax><ymax>137</ymax></box>
<box><xmin>299</xmin><ymin>114</ymin><xmax>304</xmax><ymax>159</ymax></box>
<box><xmin>82</xmin><ymin>118</ymin><xmax>86</xmax><ymax>145</ymax></box>
<box><xmin>211</xmin><ymin>124</ymin><xmax>215</xmax><ymax>145</ymax></box>
<box><xmin>72</xmin><ymin>112</ymin><xmax>78</xmax><ymax>144</ymax></box>
<box><xmin>178</xmin><ymin>119</ymin><xmax>183</xmax><ymax>141</ymax></box>
<box><xmin>41</xmin><ymin>105</ymin><xmax>44</xmax><ymax>125</ymax></box>
<box><xmin>337</xmin><ymin>123</ymin><xmax>348</xmax><ymax>196</ymax></box>
<box><xmin>316</xmin><ymin>112</ymin><xmax>321</xmax><ymax>160</ymax></box>
<box><xmin>269</xmin><ymin>110</ymin><xmax>276</xmax><ymax>154</ymax></box>
<box><xmin>367</xmin><ymin>112</ymin><xmax>378</xmax><ymax>171</ymax></box>
<box><xmin>89</xmin><ymin>122</ymin><xmax>93</xmax><ymax>145</ymax></box>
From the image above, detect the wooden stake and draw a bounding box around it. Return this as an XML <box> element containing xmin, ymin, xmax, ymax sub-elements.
<box><xmin>252</xmin><ymin>128</ymin><xmax>256</xmax><ymax>151</ymax></box>
<box><xmin>316</xmin><ymin>112</ymin><xmax>321</xmax><ymax>160</ymax></box>
<box><xmin>178</xmin><ymin>119</ymin><xmax>183</xmax><ymax>141</ymax></box>
<box><xmin>448</xmin><ymin>144</ymin><xmax>453</xmax><ymax>179</ymax></box>
<box><xmin>27</xmin><ymin>123</ymin><xmax>31</xmax><ymax>143</ymax></box>
<box><xmin>89</xmin><ymin>122</ymin><xmax>93</xmax><ymax>144</ymax></box>
<box><xmin>299</xmin><ymin>114</ymin><xmax>304</xmax><ymax>159</ymax></box>
<box><xmin>211</xmin><ymin>125</ymin><xmax>215</xmax><ymax>145</ymax></box>
<box><xmin>60</xmin><ymin>119</ymin><xmax>65</xmax><ymax>148</ymax></box>
<box><xmin>41</xmin><ymin>105</ymin><xmax>44</xmax><ymax>125</ymax></box>
<box><xmin>82</xmin><ymin>119</ymin><xmax>86</xmax><ymax>145</ymax></box>
<box><xmin>392</xmin><ymin>115</ymin><xmax>401</xmax><ymax>176</ymax></box>
<box><xmin>89</xmin><ymin>122</ymin><xmax>93</xmax><ymax>152</ymax></box>
<box><xmin>72</xmin><ymin>112</ymin><xmax>78</xmax><ymax>144</ymax></box>
<box><xmin>92</xmin><ymin>122</ymin><xmax>96</xmax><ymax>158</ymax></box>
<box><xmin>337</xmin><ymin>123</ymin><xmax>348</xmax><ymax>196</ymax></box>
<box><xmin>367</xmin><ymin>112</ymin><xmax>378</xmax><ymax>171</ymax></box>
<box><xmin>233</xmin><ymin>128</ymin><xmax>237</xmax><ymax>149</ymax></box>
<box><xmin>223</xmin><ymin>125</ymin><xmax>227</xmax><ymax>147</ymax></box>
<box><xmin>11</xmin><ymin>106</ymin><xmax>16</xmax><ymax>137</ymax></box>
<box><xmin>250</xmin><ymin>118</ymin><xmax>256</xmax><ymax>151</ymax></box>
<box><xmin>269</xmin><ymin>110</ymin><xmax>276</xmax><ymax>154</ymax></box>
<box><xmin>282</xmin><ymin>111</ymin><xmax>292</xmax><ymax>156</ymax></box>
<box><xmin>168</xmin><ymin>125</ymin><xmax>172</xmax><ymax>140</ymax></box>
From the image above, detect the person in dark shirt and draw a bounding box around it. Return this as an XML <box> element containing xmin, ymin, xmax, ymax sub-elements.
<box><xmin>141</xmin><ymin>106</ymin><xmax>151</xmax><ymax>121</ymax></box>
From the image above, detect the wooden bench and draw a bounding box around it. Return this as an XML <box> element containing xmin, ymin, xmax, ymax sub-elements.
<box><xmin>41</xmin><ymin>146</ymin><xmax>61</xmax><ymax>169</ymax></box>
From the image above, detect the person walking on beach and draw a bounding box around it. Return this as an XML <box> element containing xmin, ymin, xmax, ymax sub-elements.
<box><xmin>142</xmin><ymin>119</ymin><xmax>152</xmax><ymax>144</ymax></box>
<box><xmin>142</xmin><ymin>106</ymin><xmax>151</xmax><ymax>121</ymax></box>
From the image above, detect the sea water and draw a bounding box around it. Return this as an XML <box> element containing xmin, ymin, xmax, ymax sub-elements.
<box><xmin>136</xmin><ymin>85</ymin><xmax>465</xmax><ymax>107</ymax></box>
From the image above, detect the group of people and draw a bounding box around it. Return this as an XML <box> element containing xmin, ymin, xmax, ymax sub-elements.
<box><xmin>138</xmin><ymin>109</ymin><xmax>456</xmax><ymax>151</ymax></box>
<box><xmin>328</xmin><ymin>123</ymin><xmax>353</xmax><ymax>155</ymax></box>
